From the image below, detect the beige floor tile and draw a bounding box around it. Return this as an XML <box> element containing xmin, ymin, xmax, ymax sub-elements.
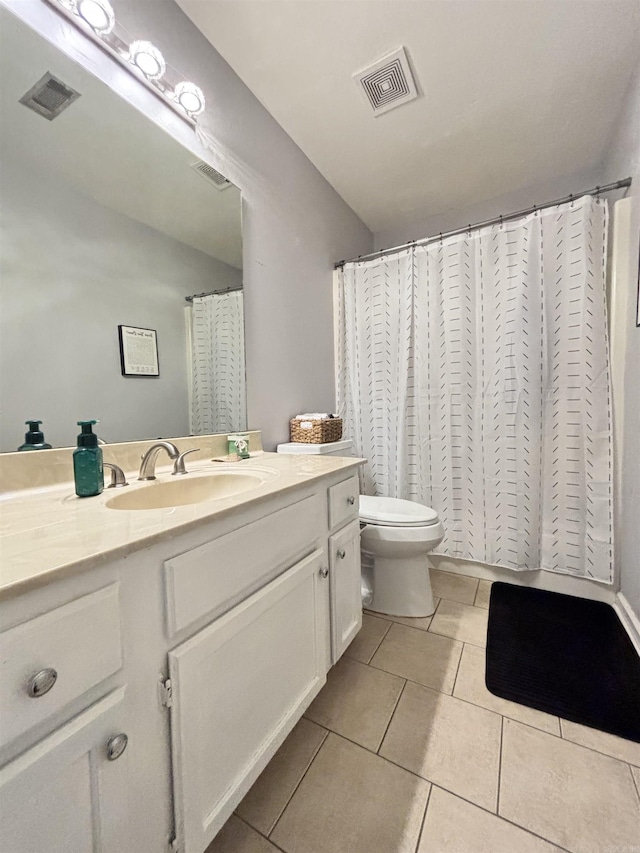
<box><xmin>370</xmin><ymin>623</ymin><xmax>463</xmax><ymax>694</ymax></box>
<box><xmin>454</xmin><ymin>644</ymin><xmax>560</xmax><ymax>735</ymax></box>
<box><xmin>345</xmin><ymin>613</ymin><xmax>392</xmax><ymax>663</ymax></box>
<box><xmin>500</xmin><ymin>718</ymin><xmax>640</xmax><ymax>852</ymax></box>
<box><xmin>380</xmin><ymin>681</ymin><xmax>501</xmax><ymax>811</ymax></box>
<box><xmin>235</xmin><ymin>718</ymin><xmax>327</xmax><ymax>835</ymax></box>
<box><xmin>430</xmin><ymin>569</ymin><xmax>478</xmax><ymax>605</ymax></box>
<box><xmin>632</xmin><ymin>766</ymin><xmax>640</xmax><ymax>800</ymax></box>
<box><xmin>560</xmin><ymin>719</ymin><xmax>640</xmax><ymax>766</ymax></box>
<box><xmin>305</xmin><ymin>656</ymin><xmax>404</xmax><ymax>751</ymax></box>
<box><xmin>271</xmin><ymin>733</ymin><xmax>429</xmax><ymax>853</ymax></box>
<box><xmin>365</xmin><ymin>603</ymin><xmax>440</xmax><ymax>632</ymax></box>
<box><xmin>474</xmin><ymin>579</ymin><xmax>493</xmax><ymax>609</ymax></box>
<box><xmin>429</xmin><ymin>599</ymin><xmax>489</xmax><ymax>647</ymax></box>
<box><xmin>205</xmin><ymin>816</ymin><xmax>279</xmax><ymax>853</ymax></box>
<box><xmin>418</xmin><ymin>786</ymin><xmax>563</xmax><ymax>853</ymax></box>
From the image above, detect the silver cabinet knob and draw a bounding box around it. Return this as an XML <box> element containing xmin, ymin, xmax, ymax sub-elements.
<box><xmin>27</xmin><ymin>668</ymin><xmax>57</xmax><ymax>698</ymax></box>
<box><xmin>337</xmin><ymin>549</ymin><xmax>346</xmax><ymax>559</ymax></box>
<box><xmin>106</xmin><ymin>733</ymin><xmax>128</xmax><ymax>761</ymax></box>
<box><xmin>319</xmin><ymin>567</ymin><xmax>329</xmax><ymax>578</ymax></box>
<box><xmin>347</xmin><ymin>496</ymin><xmax>356</xmax><ymax>505</ymax></box>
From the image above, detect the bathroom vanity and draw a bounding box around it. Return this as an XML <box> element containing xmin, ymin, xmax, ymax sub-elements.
<box><xmin>0</xmin><ymin>449</ymin><xmax>363</xmax><ymax>853</ymax></box>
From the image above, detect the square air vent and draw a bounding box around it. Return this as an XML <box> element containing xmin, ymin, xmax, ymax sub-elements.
<box><xmin>19</xmin><ymin>72</ymin><xmax>81</xmax><ymax>121</ymax></box>
<box><xmin>354</xmin><ymin>47</ymin><xmax>418</xmax><ymax>116</ymax></box>
<box><xmin>190</xmin><ymin>160</ymin><xmax>233</xmax><ymax>191</ymax></box>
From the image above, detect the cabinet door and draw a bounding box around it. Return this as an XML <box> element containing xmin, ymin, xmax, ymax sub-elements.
<box><xmin>0</xmin><ymin>688</ymin><xmax>132</xmax><ymax>853</ymax></box>
<box><xmin>169</xmin><ymin>549</ymin><xmax>329</xmax><ymax>853</ymax></box>
<box><xmin>329</xmin><ymin>520</ymin><xmax>363</xmax><ymax>662</ymax></box>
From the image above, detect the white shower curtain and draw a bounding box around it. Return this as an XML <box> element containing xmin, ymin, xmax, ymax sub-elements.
<box><xmin>190</xmin><ymin>291</ymin><xmax>247</xmax><ymax>435</ymax></box>
<box><xmin>337</xmin><ymin>196</ymin><xmax>614</xmax><ymax>583</ymax></box>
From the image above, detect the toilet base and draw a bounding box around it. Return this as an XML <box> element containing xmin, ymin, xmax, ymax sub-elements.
<box><xmin>364</xmin><ymin>553</ymin><xmax>435</xmax><ymax>618</ymax></box>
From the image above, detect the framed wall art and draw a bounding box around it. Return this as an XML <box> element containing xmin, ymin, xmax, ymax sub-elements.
<box><xmin>118</xmin><ymin>325</ymin><xmax>159</xmax><ymax>377</ymax></box>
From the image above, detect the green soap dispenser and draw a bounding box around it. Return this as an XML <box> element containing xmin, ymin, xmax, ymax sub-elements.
<box><xmin>18</xmin><ymin>420</ymin><xmax>52</xmax><ymax>451</ymax></box>
<box><xmin>73</xmin><ymin>421</ymin><xmax>103</xmax><ymax>497</ymax></box>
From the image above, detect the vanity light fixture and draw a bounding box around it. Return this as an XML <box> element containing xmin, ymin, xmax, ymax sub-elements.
<box><xmin>76</xmin><ymin>0</ymin><xmax>114</xmax><ymax>35</ymax></box>
<box><xmin>47</xmin><ymin>0</ymin><xmax>206</xmax><ymax>124</ymax></box>
<box><xmin>128</xmin><ymin>40</ymin><xmax>166</xmax><ymax>82</ymax></box>
<box><xmin>173</xmin><ymin>81</ymin><xmax>205</xmax><ymax>117</ymax></box>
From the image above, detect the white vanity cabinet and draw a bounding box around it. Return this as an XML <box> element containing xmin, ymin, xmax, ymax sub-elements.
<box><xmin>0</xmin><ymin>687</ymin><xmax>132</xmax><ymax>853</ymax></box>
<box><xmin>0</xmin><ymin>460</ymin><xmax>363</xmax><ymax>853</ymax></box>
<box><xmin>329</xmin><ymin>520</ymin><xmax>362</xmax><ymax>660</ymax></box>
<box><xmin>327</xmin><ymin>475</ymin><xmax>362</xmax><ymax>662</ymax></box>
<box><xmin>169</xmin><ymin>549</ymin><xmax>329</xmax><ymax>853</ymax></box>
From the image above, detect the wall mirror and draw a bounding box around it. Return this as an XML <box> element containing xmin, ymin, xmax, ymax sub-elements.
<box><xmin>0</xmin><ymin>5</ymin><xmax>245</xmax><ymax>453</ymax></box>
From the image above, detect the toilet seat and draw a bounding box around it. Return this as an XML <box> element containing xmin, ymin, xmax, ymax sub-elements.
<box><xmin>359</xmin><ymin>495</ymin><xmax>439</xmax><ymax>528</ymax></box>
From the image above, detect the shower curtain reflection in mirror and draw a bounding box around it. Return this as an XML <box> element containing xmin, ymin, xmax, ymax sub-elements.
<box><xmin>189</xmin><ymin>291</ymin><xmax>247</xmax><ymax>435</ymax></box>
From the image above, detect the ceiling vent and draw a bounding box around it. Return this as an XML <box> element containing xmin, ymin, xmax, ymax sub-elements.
<box><xmin>190</xmin><ymin>160</ymin><xmax>233</xmax><ymax>191</ymax></box>
<box><xmin>19</xmin><ymin>72</ymin><xmax>81</xmax><ymax>121</ymax></box>
<box><xmin>354</xmin><ymin>47</ymin><xmax>418</xmax><ymax>117</ymax></box>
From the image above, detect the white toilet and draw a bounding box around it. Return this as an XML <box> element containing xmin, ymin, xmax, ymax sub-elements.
<box><xmin>276</xmin><ymin>439</ymin><xmax>444</xmax><ymax>618</ymax></box>
<box><xmin>359</xmin><ymin>496</ymin><xmax>444</xmax><ymax>617</ymax></box>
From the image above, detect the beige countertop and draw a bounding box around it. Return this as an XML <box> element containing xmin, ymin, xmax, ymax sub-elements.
<box><xmin>0</xmin><ymin>452</ymin><xmax>363</xmax><ymax>600</ymax></box>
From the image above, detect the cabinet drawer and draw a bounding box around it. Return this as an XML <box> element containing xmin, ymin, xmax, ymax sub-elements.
<box><xmin>0</xmin><ymin>584</ymin><xmax>123</xmax><ymax>749</ymax></box>
<box><xmin>165</xmin><ymin>494</ymin><xmax>323</xmax><ymax>635</ymax></box>
<box><xmin>328</xmin><ymin>475</ymin><xmax>359</xmax><ymax>530</ymax></box>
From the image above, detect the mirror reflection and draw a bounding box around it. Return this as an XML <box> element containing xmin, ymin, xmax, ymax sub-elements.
<box><xmin>0</xmin><ymin>7</ymin><xmax>245</xmax><ymax>453</ymax></box>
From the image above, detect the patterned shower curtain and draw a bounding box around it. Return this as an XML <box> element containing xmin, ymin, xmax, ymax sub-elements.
<box><xmin>337</xmin><ymin>196</ymin><xmax>614</xmax><ymax>583</ymax></box>
<box><xmin>190</xmin><ymin>291</ymin><xmax>247</xmax><ymax>435</ymax></box>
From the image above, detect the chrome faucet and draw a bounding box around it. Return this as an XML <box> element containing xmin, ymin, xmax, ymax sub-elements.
<box><xmin>172</xmin><ymin>448</ymin><xmax>200</xmax><ymax>476</ymax></box>
<box><xmin>138</xmin><ymin>441</ymin><xmax>180</xmax><ymax>481</ymax></box>
<box><xmin>103</xmin><ymin>462</ymin><xmax>128</xmax><ymax>488</ymax></box>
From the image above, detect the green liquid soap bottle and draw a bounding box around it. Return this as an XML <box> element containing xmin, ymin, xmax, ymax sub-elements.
<box><xmin>18</xmin><ymin>420</ymin><xmax>52</xmax><ymax>451</ymax></box>
<box><xmin>73</xmin><ymin>420</ymin><xmax>103</xmax><ymax>498</ymax></box>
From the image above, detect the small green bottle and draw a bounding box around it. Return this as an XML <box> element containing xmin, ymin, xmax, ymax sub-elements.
<box><xmin>73</xmin><ymin>421</ymin><xmax>103</xmax><ymax>498</ymax></box>
<box><xmin>18</xmin><ymin>420</ymin><xmax>52</xmax><ymax>451</ymax></box>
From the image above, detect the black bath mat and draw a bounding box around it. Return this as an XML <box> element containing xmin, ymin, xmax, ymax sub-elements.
<box><xmin>485</xmin><ymin>583</ymin><xmax>640</xmax><ymax>743</ymax></box>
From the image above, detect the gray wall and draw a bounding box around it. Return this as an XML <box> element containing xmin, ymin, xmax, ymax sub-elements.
<box><xmin>373</xmin><ymin>165</ymin><xmax>604</xmax><ymax>249</ymax></box>
<box><xmin>602</xmin><ymin>62</ymin><xmax>640</xmax><ymax>617</ymax></box>
<box><xmin>110</xmin><ymin>0</ymin><xmax>373</xmax><ymax>450</ymax></box>
<box><xmin>0</xmin><ymin>154</ymin><xmax>241</xmax><ymax>450</ymax></box>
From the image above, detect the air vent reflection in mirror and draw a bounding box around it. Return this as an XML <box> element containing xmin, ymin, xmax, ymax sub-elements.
<box><xmin>19</xmin><ymin>72</ymin><xmax>81</xmax><ymax>121</ymax></box>
<box><xmin>191</xmin><ymin>161</ymin><xmax>232</xmax><ymax>191</ymax></box>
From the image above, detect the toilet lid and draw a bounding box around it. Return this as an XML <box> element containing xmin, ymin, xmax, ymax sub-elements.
<box><xmin>359</xmin><ymin>495</ymin><xmax>439</xmax><ymax>527</ymax></box>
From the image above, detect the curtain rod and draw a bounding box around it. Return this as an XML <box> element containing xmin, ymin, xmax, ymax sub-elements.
<box><xmin>334</xmin><ymin>178</ymin><xmax>632</xmax><ymax>269</ymax></box>
<box><xmin>185</xmin><ymin>285</ymin><xmax>243</xmax><ymax>303</ymax></box>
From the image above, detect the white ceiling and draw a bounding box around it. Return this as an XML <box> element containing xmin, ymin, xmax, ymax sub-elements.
<box><xmin>0</xmin><ymin>6</ymin><xmax>242</xmax><ymax>268</ymax></box>
<box><xmin>177</xmin><ymin>0</ymin><xmax>640</xmax><ymax>234</ymax></box>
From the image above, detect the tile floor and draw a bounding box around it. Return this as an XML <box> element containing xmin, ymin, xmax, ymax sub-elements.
<box><xmin>208</xmin><ymin>569</ymin><xmax>640</xmax><ymax>853</ymax></box>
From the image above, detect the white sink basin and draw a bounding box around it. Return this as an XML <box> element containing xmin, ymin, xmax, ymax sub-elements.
<box><xmin>105</xmin><ymin>473</ymin><xmax>265</xmax><ymax>510</ymax></box>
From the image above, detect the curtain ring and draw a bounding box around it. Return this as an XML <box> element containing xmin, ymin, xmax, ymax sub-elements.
<box><xmin>570</xmin><ymin>193</ymin><xmax>574</xmax><ymax>208</ymax></box>
<box><xmin>499</xmin><ymin>215</ymin><xmax>503</xmax><ymax>230</ymax></box>
<box><xmin>595</xmin><ymin>186</ymin><xmax>601</xmax><ymax>197</ymax></box>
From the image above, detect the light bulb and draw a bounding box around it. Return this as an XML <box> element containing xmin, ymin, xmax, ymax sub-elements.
<box><xmin>174</xmin><ymin>81</ymin><xmax>205</xmax><ymax>116</ymax></box>
<box><xmin>129</xmin><ymin>41</ymin><xmax>166</xmax><ymax>81</ymax></box>
<box><xmin>76</xmin><ymin>0</ymin><xmax>114</xmax><ymax>34</ymax></box>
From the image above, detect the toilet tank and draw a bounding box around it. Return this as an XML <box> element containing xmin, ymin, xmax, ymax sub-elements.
<box><xmin>276</xmin><ymin>439</ymin><xmax>354</xmax><ymax>457</ymax></box>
